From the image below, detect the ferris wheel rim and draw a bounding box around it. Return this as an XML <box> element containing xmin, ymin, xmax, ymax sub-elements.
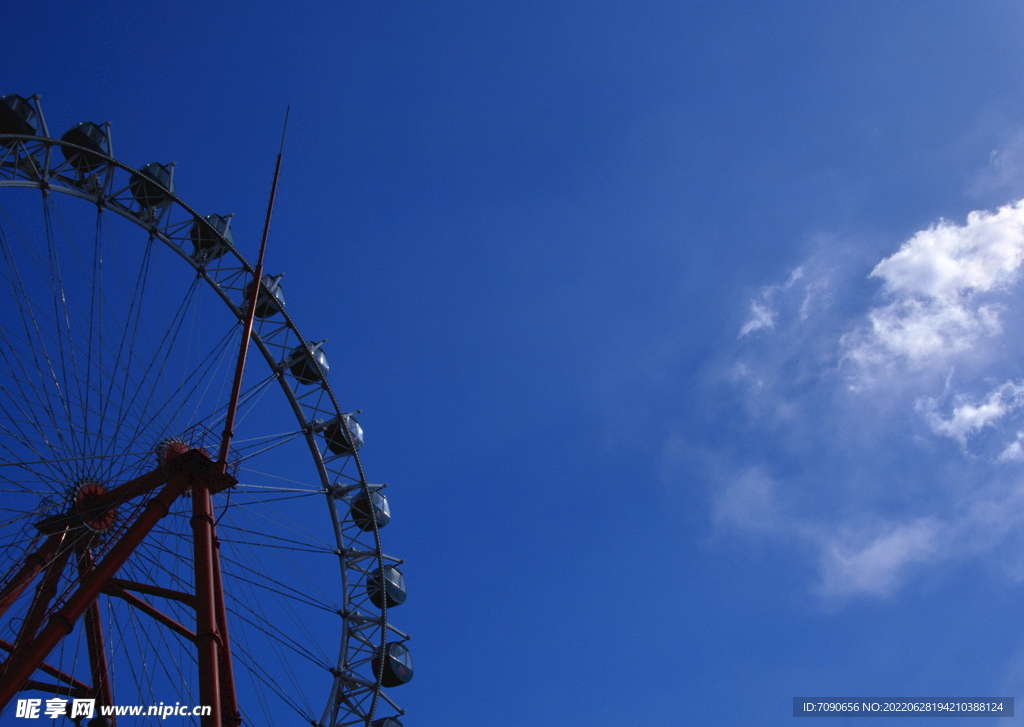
<box><xmin>0</xmin><ymin>113</ymin><xmax>404</xmax><ymax>725</ymax></box>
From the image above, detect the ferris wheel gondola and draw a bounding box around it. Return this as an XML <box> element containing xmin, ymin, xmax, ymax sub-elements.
<box><xmin>0</xmin><ymin>94</ymin><xmax>409</xmax><ymax>726</ymax></box>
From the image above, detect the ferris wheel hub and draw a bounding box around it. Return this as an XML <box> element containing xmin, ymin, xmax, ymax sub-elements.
<box><xmin>155</xmin><ymin>437</ymin><xmax>189</xmax><ymax>465</ymax></box>
<box><xmin>75</xmin><ymin>480</ymin><xmax>117</xmax><ymax>532</ymax></box>
<box><xmin>0</xmin><ymin>95</ymin><xmax>407</xmax><ymax>724</ymax></box>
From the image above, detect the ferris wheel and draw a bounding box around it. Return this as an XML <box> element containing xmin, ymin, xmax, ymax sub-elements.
<box><xmin>0</xmin><ymin>94</ymin><xmax>410</xmax><ymax>727</ymax></box>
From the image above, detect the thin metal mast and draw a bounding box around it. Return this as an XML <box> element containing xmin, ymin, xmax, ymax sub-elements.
<box><xmin>203</xmin><ymin>107</ymin><xmax>290</xmax><ymax>726</ymax></box>
<box><xmin>218</xmin><ymin>106</ymin><xmax>290</xmax><ymax>465</ymax></box>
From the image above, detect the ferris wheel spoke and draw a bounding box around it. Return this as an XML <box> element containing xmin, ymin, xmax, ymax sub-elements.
<box><xmin>126</xmin><ymin>532</ymin><xmax>193</xmax><ymax>589</ymax></box>
<box><xmin>0</xmin><ymin>301</ymin><xmax>77</xmax><ymax>465</ymax></box>
<box><xmin>230</xmin><ymin>635</ymin><xmax>315</xmax><ymax>722</ymax></box>
<box><xmin>27</xmin><ymin>200</ymin><xmax>83</xmax><ymax>463</ymax></box>
<box><xmin>0</xmin><ymin>314</ymin><xmax>130</xmax><ymax>465</ymax></box>
<box><xmin>0</xmin><ymin>373</ymin><xmax>103</xmax><ymax>437</ymax></box>
<box><xmin>0</xmin><ymin>115</ymin><xmax>406</xmax><ymax>725</ymax></box>
<box><xmin>233</xmin><ymin>620</ymin><xmax>324</xmax><ymax>720</ymax></box>
<box><xmin>244</xmin><ymin>558</ymin><xmax>336</xmax><ymax>666</ymax></box>
<box><xmin>227</xmin><ymin>604</ymin><xmax>328</xmax><ymax>679</ymax></box>
<box><xmin>222</xmin><ymin>512</ymin><xmax>340</xmax><ymax>598</ymax></box>
<box><xmin>0</xmin><ymin>484</ymin><xmax>55</xmax><ymax>505</ymax></box>
<box><xmin>222</xmin><ymin>492</ymin><xmax>321</xmax><ymax>508</ymax></box>
<box><xmin>41</xmin><ymin>196</ymin><xmax>90</xmax><ymax>461</ymax></box>
<box><xmin>221</xmin><ymin>374</ymin><xmax>278</xmax><ymax>437</ymax></box>
<box><xmin>0</xmin><ymin>514</ymin><xmax>47</xmax><ymax>533</ymax></box>
<box><xmin>110</xmin><ymin>556</ymin><xmax>201</xmax><ymax>705</ymax></box>
<box><xmin>213</xmin><ymin>537</ymin><xmax>327</xmax><ymax>719</ymax></box>
<box><xmin>107</xmin><ymin>314</ymin><xmax>232</xmax><ymax>462</ymax></box>
<box><xmin>216</xmin><ymin>523</ymin><xmax>334</xmax><ymax>552</ymax></box>
<box><xmin>0</xmin><ymin>206</ymin><xmax>78</xmax><ymax>455</ymax></box>
<box><xmin>216</xmin><ymin>554</ymin><xmax>330</xmax><ymax>612</ymax></box>
<box><xmin>0</xmin><ymin>488</ymin><xmax>53</xmax><ymax>506</ymax></box>
<box><xmin>228</xmin><ymin>434</ymin><xmax>303</xmax><ymax>463</ymax></box>
<box><xmin>170</xmin><ymin>337</ymin><xmax>250</xmax><ymax>437</ymax></box>
<box><xmin>103</xmin><ymin>277</ymin><xmax>210</xmax><ymax>441</ymax></box>
<box><xmin>0</xmin><ymin>412</ymin><xmax>63</xmax><ymax>470</ymax></box>
<box><xmin>83</xmin><ymin>207</ymin><xmax>103</xmax><ymax>462</ymax></box>
<box><xmin>226</xmin><ymin>493</ymin><xmax>338</xmax><ymax>552</ymax></box>
<box><xmin>234</xmin><ymin>482</ymin><xmax>319</xmax><ymax>493</ymax></box>
<box><xmin>0</xmin><ymin>486</ymin><xmax>55</xmax><ymax>506</ymax></box>
<box><xmin>0</xmin><ymin>381</ymin><xmax>88</xmax><ymax>468</ymax></box>
<box><xmin>114</xmin><ymin>599</ymin><xmax>186</xmax><ymax>709</ymax></box>
<box><xmin>95</xmin><ymin>237</ymin><xmax>156</xmax><ymax>459</ymax></box>
<box><xmin>234</xmin><ymin>469</ymin><xmax>321</xmax><ymax>490</ymax></box>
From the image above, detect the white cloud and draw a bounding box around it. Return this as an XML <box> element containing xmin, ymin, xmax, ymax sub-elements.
<box><xmin>739</xmin><ymin>301</ymin><xmax>776</xmax><ymax>336</ymax></box>
<box><xmin>686</xmin><ymin>188</ymin><xmax>1024</xmax><ymax>602</ymax></box>
<box><xmin>844</xmin><ymin>298</ymin><xmax>1001</xmax><ymax>368</ymax></box>
<box><xmin>872</xmin><ymin>202</ymin><xmax>1024</xmax><ymax>300</ymax></box>
<box><xmin>712</xmin><ymin>468</ymin><xmax>779</xmax><ymax>534</ymax></box>
<box><xmin>738</xmin><ymin>266</ymin><xmax>806</xmax><ymax>337</ymax></box>
<box><xmin>998</xmin><ymin>432</ymin><xmax>1024</xmax><ymax>462</ymax></box>
<box><xmin>785</xmin><ymin>266</ymin><xmax>805</xmax><ymax>288</ymax></box>
<box><xmin>843</xmin><ymin>200</ymin><xmax>1024</xmax><ymax>369</ymax></box>
<box><xmin>705</xmin><ymin>197</ymin><xmax>1024</xmax><ymax>601</ymax></box>
<box><xmin>917</xmin><ymin>380</ymin><xmax>1024</xmax><ymax>445</ymax></box>
<box><xmin>970</xmin><ymin>131</ymin><xmax>1024</xmax><ymax>200</ymax></box>
<box><xmin>798</xmin><ymin>290</ymin><xmax>813</xmax><ymax>321</ymax></box>
<box><xmin>815</xmin><ymin>487</ymin><xmax>1024</xmax><ymax>598</ymax></box>
<box><xmin>818</xmin><ymin>518</ymin><xmax>944</xmax><ymax>598</ymax></box>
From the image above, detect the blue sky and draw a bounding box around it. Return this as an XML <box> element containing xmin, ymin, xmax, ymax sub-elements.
<box><xmin>11</xmin><ymin>1</ymin><xmax>1024</xmax><ymax>724</ymax></box>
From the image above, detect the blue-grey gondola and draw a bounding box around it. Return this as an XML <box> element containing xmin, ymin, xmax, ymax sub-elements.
<box><xmin>350</xmin><ymin>489</ymin><xmax>390</xmax><ymax>532</ymax></box>
<box><xmin>372</xmin><ymin>642</ymin><xmax>413</xmax><ymax>687</ymax></box>
<box><xmin>129</xmin><ymin>162</ymin><xmax>174</xmax><ymax>209</ymax></box>
<box><xmin>367</xmin><ymin>565</ymin><xmax>406</xmax><ymax>609</ymax></box>
<box><xmin>251</xmin><ymin>273</ymin><xmax>286</xmax><ymax>318</ymax></box>
<box><xmin>189</xmin><ymin>214</ymin><xmax>233</xmax><ymax>261</ymax></box>
<box><xmin>324</xmin><ymin>414</ymin><xmax>363</xmax><ymax>456</ymax></box>
<box><xmin>60</xmin><ymin>122</ymin><xmax>108</xmax><ymax>172</ymax></box>
<box><xmin>0</xmin><ymin>95</ymin><xmax>36</xmax><ymax>137</ymax></box>
<box><xmin>288</xmin><ymin>341</ymin><xmax>328</xmax><ymax>384</ymax></box>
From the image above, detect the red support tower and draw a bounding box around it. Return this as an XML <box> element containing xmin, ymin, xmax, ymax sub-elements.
<box><xmin>0</xmin><ymin>109</ymin><xmax>288</xmax><ymax>727</ymax></box>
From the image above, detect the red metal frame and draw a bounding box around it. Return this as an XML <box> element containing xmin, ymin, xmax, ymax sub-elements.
<box><xmin>0</xmin><ymin>535</ymin><xmax>61</xmax><ymax>620</ymax></box>
<box><xmin>11</xmin><ymin>542</ymin><xmax>72</xmax><ymax>651</ymax></box>
<box><xmin>0</xmin><ymin>452</ymin><xmax>239</xmax><ymax>726</ymax></box>
<box><xmin>77</xmin><ymin>547</ymin><xmax>114</xmax><ymax>712</ymax></box>
<box><xmin>0</xmin><ymin>115</ymin><xmax>288</xmax><ymax>726</ymax></box>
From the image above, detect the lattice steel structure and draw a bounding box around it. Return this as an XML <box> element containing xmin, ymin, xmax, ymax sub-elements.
<box><xmin>0</xmin><ymin>95</ymin><xmax>410</xmax><ymax>726</ymax></box>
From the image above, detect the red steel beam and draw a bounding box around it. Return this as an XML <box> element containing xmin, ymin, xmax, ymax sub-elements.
<box><xmin>103</xmin><ymin>586</ymin><xmax>197</xmax><ymax>642</ymax></box>
<box><xmin>34</xmin><ymin>465</ymin><xmax>168</xmax><ymax>535</ymax></box>
<box><xmin>0</xmin><ymin>639</ymin><xmax>92</xmax><ymax>693</ymax></box>
<box><xmin>212</xmin><ymin>533</ymin><xmax>241</xmax><ymax>727</ymax></box>
<box><xmin>0</xmin><ymin>534</ymin><xmax>61</xmax><ymax>620</ymax></box>
<box><xmin>77</xmin><ymin>547</ymin><xmax>114</xmax><ymax>717</ymax></box>
<box><xmin>0</xmin><ymin>467</ymin><xmax>184</xmax><ymax>709</ymax></box>
<box><xmin>191</xmin><ymin>479</ymin><xmax>221</xmax><ymax>727</ymax></box>
<box><xmin>105</xmin><ymin>577</ymin><xmax>195</xmax><ymax>607</ymax></box>
<box><xmin>20</xmin><ymin>680</ymin><xmax>89</xmax><ymax>698</ymax></box>
<box><xmin>12</xmin><ymin>543</ymin><xmax>73</xmax><ymax>649</ymax></box>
